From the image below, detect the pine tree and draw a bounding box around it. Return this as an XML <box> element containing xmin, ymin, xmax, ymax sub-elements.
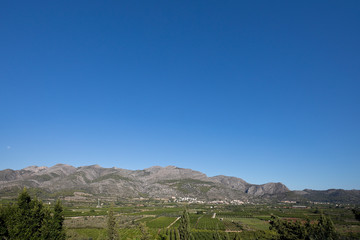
<box><xmin>39</xmin><ymin>200</ymin><xmax>66</xmax><ymax>240</ymax></box>
<box><xmin>312</xmin><ymin>213</ymin><xmax>338</xmax><ymax>240</ymax></box>
<box><xmin>178</xmin><ymin>208</ymin><xmax>191</xmax><ymax>240</ymax></box>
<box><xmin>28</xmin><ymin>197</ymin><xmax>46</xmax><ymax>240</ymax></box>
<box><xmin>107</xmin><ymin>205</ymin><xmax>119</xmax><ymax>240</ymax></box>
<box><xmin>12</xmin><ymin>188</ymin><xmax>35</xmax><ymax>239</ymax></box>
<box><xmin>0</xmin><ymin>188</ymin><xmax>65</xmax><ymax>240</ymax></box>
<box><xmin>0</xmin><ymin>205</ymin><xmax>9</xmax><ymax>239</ymax></box>
<box><xmin>3</xmin><ymin>188</ymin><xmax>66</xmax><ymax>240</ymax></box>
<box><xmin>17</xmin><ymin>187</ymin><xmax>31</xmax><ymax>210</ymax></box>
<box><xmin>39</xmin><ymin>205</ymin><xmax>55</xmax><ymax>240</ymax></box>
<box><xmin>52</xmin><ymin>199</ymin><xmax>66</xmax><ymax>240</ymax></box>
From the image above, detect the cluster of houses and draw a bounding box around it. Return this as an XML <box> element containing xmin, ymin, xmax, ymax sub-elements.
<box><xmin>171</xmin><ymin>196</ymin><xmax>246</xmax><ymax>205</ymax></box>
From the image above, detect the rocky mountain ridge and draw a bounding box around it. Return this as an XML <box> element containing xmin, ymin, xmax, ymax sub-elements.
<box><xmin>1</xmin><ymin>164</ymin><xmax>359</xmax><ymax>203</ymax></box>
<box><xmin>0</xmin><ymin>164</ymin><xmax>289</xmax><ymax>201</ymax></box>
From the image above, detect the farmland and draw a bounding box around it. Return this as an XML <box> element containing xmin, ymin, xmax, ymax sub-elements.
<box><xmin>52</xmin><ymin>198</ymin><xmax>360</xmax><ymax>239</ymax></box>
<box><xmin>2</xmin><ymin>192</ymin><xmax>359</xmax><ymax>239</ymax></box>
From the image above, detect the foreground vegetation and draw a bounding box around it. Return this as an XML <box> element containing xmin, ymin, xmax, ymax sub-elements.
<box><xmin>1</xmin><ymin>190</ymin><xmax>360</xmax><ymax>239</ymax></box>
<box><xmin>0</xmin><ymin>188</ymin><xmax>65</xmax><ymax>239</ymax></box>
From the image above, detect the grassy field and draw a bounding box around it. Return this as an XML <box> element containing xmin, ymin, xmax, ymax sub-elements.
<box><xmin>236</xmin><ymin>217</ymin><xmax>269</xmax><ymax>231</ymax></box>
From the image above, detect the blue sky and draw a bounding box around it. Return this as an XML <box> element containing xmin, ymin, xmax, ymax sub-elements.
<box><xmin>1</xmin><ymin>1</ymin><xmax>359</xmax><ymax>190</ymax></box>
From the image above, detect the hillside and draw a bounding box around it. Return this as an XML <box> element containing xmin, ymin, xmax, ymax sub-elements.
<box><xmin>1</xmin><ymin>164</ymin><xmax>359</xmax><ymax>203</ymax></box>
<box><xmin>0</xmin><ymin>164</ymin><xmax>288</xmax><ymax>201</ymax></box>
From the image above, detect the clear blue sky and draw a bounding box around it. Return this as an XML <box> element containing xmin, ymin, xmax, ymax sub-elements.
<box><xmin>1</xmin><ymin>1</ymin><xmax>359</xmax><ymax>190</ymax></box>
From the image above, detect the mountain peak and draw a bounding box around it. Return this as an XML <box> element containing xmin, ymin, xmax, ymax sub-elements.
<box><xmin>23</xmin><ymin>166</ymin><xmax>48</xmax><ymax>173</ymax></box>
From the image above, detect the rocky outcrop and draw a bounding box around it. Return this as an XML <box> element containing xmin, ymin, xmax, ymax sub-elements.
<box><xmin>246</xmin><ymin>182</ymin><xmax>289</xmax><ymax>196</ymax></box>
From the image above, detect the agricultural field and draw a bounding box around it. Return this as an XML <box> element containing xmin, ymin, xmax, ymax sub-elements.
<box><xmin>58</xmin><ymin>199</ymin><xmax>360</xmax><ymax>239</ymax></box>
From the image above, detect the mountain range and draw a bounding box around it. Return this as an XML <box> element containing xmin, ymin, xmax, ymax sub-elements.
<box><xmin>0</xmin><ymin>164</ymin><xmax>359</xmax><ymax>204</ymax></box>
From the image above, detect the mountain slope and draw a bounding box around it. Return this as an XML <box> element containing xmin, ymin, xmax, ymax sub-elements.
<box><xmin>0</xmin><ymin>164</ymin><xmax>289</xmax><ymax>200</ymax></box>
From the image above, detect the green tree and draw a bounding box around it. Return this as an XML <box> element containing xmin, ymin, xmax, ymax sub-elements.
<box><xmin>233</xmin><ymin>233</ymin><xmax>241</xmax><ymax>240</ymax></box>
<box><xmin>269</xmin><ymin>214</ymin><xmax>338</xmax><ymax>240</ymax></box>
<box><xmin>39</xmin><ymin>206</ymin><xmax>53</xmax><ymax>240</ymax></box>
<box><xmin>29</xmin><ymin>197</ymin><xmax>46</xmax><ymax>239</ymax></box>
<box><xmin>175</xmin><ymin>228</ymin><xmax>181</xmax><ymax>240</ymax></box>
<box><xmin>46</xmin><ymin>200</ymin><xmax>65</xmax><ymax>239</ymax></box>
<box><xmin>171</xmin><ymin>228</ymin><xmax>175</xmax><ymax>240</ymax></box>
<box><xmin>312</xmin><ymin>214</ymin><xmax>338</xmax><ymax>240</ymax></box>
<box><xmin>0</xmin><ymin>205</ymin><xmax>10</xmax><ymax>239</ymax></box>
<box><xmin>10</xmin><ymin>189</ymin><xmax>46</xmax><ymax>239</ymax></box>
<box><xmin>225</xmin><ymin>232</ymin><xmax>230</xmax><ymax>240</ymax></box>
<box><xmin>17</xmin><ymin>187</ymin><xmax>31</xmax><ymax>210</ymax></box>
<box><xmin>53</xmin><ymin>199</ymin><xmax>66</xmax><ymax>240</ymax></box>
<box><xmin>158</xmin><ymin>228</ymin><xmax>169</xmax><ymax>240</ymax></box>
<box><xmin>12</xmin><ymin>188</ymin><xmax>34</xmax><ymax>239</ymax></box>
<box><xmin>269</xmin><ymin>215</ymin><xmax>306</xmax><ymax>240</ymax></box>
<box><xmin>107</xmin><ymin>205</ymin><xmax>119</xmax><ymax>240</ymax></box>
<box><xmin>1</xmin><ymin>188</ymin><xmax>65</xmax><ymax>240</ymax></box>
<box><xmin>352</xmin><ymin>209</ymin><xmax>360</xmax><ymax>221</ymax></box>
<box><xmin>213</xmin><ymin>224</ymin><xmax>221</xmax><ymax>240</ymax></box>
<box><xmin>178</xmin><ymin>208</ymin><xmax>191</xmax><ymax>240</ymax></box>
<box><xmin>139</xmin><ymin>222</ymin><xmax>152</xmax><ymax>240</ymax></box>
<box><xmin>41</xmin><ymin>199</ymin><xmax>66</xmax><ymax>240</ymax></box>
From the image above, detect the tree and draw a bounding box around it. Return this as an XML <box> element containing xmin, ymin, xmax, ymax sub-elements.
<box><xmin>352</xmin><ymin>209</ymin><xmax>360</xmax><ymax>221</ymax></box>
<box><xmin>312</xmin><ymin>213</ymin><xmax>338</xmax><ymax>240</ymax></box>
<box><xmin>28</xmin><ymin>197</ymin><xmax>46</xmax><ymax>239</ymax></box>
<box><xmin>10</xmin><ymin>189</ymin><xmax>47</xmax><ymax>239</ymax></box>
<box><xmin>213</xmin><ymin>224</ymin><xmax>221</xmax><ymax>240</ymax></box>
<box><xmin>171</xmin><ymin>228</ymin><xmax>176</xmax><ymax>240</ymax></box>
<box><xmin>233</xmin><ymin>233</ymin><xmax>241</xmax><ymax>240</ymax></box>
<box><xmin>178</xmin><ymin>208</ymin><xmax>191</xmax><ymax>240</ymax></box>
<box><xmin>0</xmin><ymin>205</ymin><xmax>10</xmax><ymax>239</ymax></box>
<box><xmin>157</xmin><ymin>228</ymin><xmax>169</xmax><ymax>240</ymax></box>
<box><xmin>52</xmin><ymin>199</ymin><xmax>66</xmax><ymax>240</ymax></box>
<box><xmin>39</xmin><ymin>206</ymin><xmax>54</xmax><ymax>240</ymax></box>
<box><xmin>138</xmin><ymin>222</ymin><xmax>151</xmax><ymax>240</ymax></box>
<box><xmin>225</xmin><ymin>232</ymin><xmax>231</xmax><ymax>240</ymax></box>
<box><xmin>1</xmin><ymin>188</ymin><xmax>66</xmax><ymax>240</ymax></box>
<box><xmin>17</xmin><ymin>187</ymin><xmax>31</xmax><ymax>210</ymax></box>
<box><xmin>269</xmin><ymin>215</ymin><xmax>306</xmax><ymax>240</ymax></box>
<box><xmin>12</xmin><ymin>188</ymin><xmax>35</xmax><ymax>239</ymax></box>
<box><xmin>213</xmin><ymin>231</ymin><xmax>222</xmax><ymax>240</ymax></box>
<box><xmin>269</xmin><ymin>214</ymin><xmax>338</xmax><ymax>240</ymax></box>
<box><xmin>107</xmin><ymin>204</ymin><xmax>119</xmax><ymax>240</ymax></box>
<box><xmin>175</xmin><ymin>228</ymin><xmax>181</xmax><ymax>240</ymax></box>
